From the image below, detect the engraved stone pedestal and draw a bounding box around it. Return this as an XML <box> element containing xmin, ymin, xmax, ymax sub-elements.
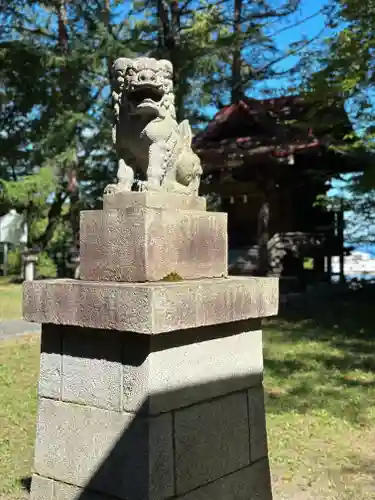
<box><xmin>80</xmin><ymin>192</ymin><xmax>227</xmax><ymax>282</ymax></box>
<box><xmin>24</xmin><ymin>192</ymin><xmax>279</xmax><ymax>500</ymax></box>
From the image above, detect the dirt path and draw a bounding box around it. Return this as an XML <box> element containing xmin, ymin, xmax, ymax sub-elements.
<box><xmin>0</xmin><ymin>320</ymin><xmax>40</xmax><ymax>341</ymax></box>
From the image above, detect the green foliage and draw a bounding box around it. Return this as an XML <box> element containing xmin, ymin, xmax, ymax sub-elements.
<box><xmin>0</xmin><ymin>168</ymin><xmax>56</xmax><ymax>213</ymax></box>
<box><xmin>6</xmin><ymin>249</ymin><xmax>22</xmax><ymax>276</ymax></box>
<box><xmin>204</xmin><ymin>193</ymin><xmax>221</xmax><ymax>212</ymax></box>
<box><xmin>303</xmin><ymin>258</ymin><xmax>313</xmax><ymax>270</ymax></box>
<box><xmin>36</xmin><ymin>252</ymin><xmax>57</xmax><ymax>279</ymax></box>
<box><xmin>161</xmin><ymin>272</ymin><xmax>183</xmax><ymax>282</ymax></box>
<box><xmin>294</xmin><ymin>0</ymin><xmax>375</xmax><ymax>237</ymax></box>
<box><xmin>0</xmin><ymin>0</ymin><xmax>138</xmax><ymax>248</ymax></box>
<box><xmin>305</xmin><ymin>1</ymin><xmax>375</xmax><ymax>161</ymax></box>
<box><xmin>5</xmin><ymin>248</ymin><xmax>58</xmax><ymax>279</ymax></box>
<box><xmin>0</xmin><ymin>0</ymin><xmax>342</xmax><ymax>251</ymax></box>
<box><xmin>49</xmin><ymin>216</ymin><xmax>72</xmax><ymax>250</ymax></box>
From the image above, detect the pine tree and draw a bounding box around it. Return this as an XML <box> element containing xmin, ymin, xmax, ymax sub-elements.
<box><xmin>0</xmin><ymin>0</ymin><xmax>138</xmax><ymax>249</ymax></box>
<box><xmin>0</xmin><ymin>0</ymin><xmax>314</xmax><ymax>253</ymax></box>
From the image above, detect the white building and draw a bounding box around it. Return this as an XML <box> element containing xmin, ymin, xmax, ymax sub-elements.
<box><xmin>332</xmin><ymin>251</ymin><xmax>375</xmax><ymax>276</ymax></box>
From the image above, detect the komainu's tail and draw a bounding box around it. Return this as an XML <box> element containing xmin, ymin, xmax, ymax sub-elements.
<box><xmin>178</xmin><ymin>120</ymin><xmax>193</xmax><ymax>150</ymax></box>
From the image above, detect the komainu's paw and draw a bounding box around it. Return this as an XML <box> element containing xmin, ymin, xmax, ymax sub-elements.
<box><xmin>104</xmin><ymin>183</ymin><xmax>118</xmax><ymax>195</ymax></box>
<box><xmin>136</xmin><ymin>180</ymin><xmax>147</xmax><ymax>192</ymax></box>
<box><xmin>144</xmin><ymin>179</ymin><xmax>163</xmax><ymax>192</ymax></box>
<box><xmin>164</xmin><ymin>180</ymin><xmax>190</xmax><ymax>194</ymax></box>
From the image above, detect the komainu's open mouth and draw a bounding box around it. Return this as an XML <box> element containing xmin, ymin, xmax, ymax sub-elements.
<box><xmin>128</xmin><ymin>85</ymin><xmax>164</xmax><ymax>106</ymax></box>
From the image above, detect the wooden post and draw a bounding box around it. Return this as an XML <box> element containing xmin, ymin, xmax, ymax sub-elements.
<box><xmin>326</xmin><ymin>254</ymin><xmax>332</xmax><ymax>284</ymax></box>
<box><xmin>257</xmin><ymin>200</ymin><xmax>270</xmax><ymax>276</ymax></box>
<box><xmin>257</xmin><ymin>180</ymin><xmax>273</xmax><ymax>277</ymax></box>
<box><xmin>338</xmin><ymin>200</ymin><xmax>345</xmax><ymax>284</ymax></box>
<box><xmin>3</xmin><ymin>242</ymin><xmax>8</xmax><ymax>277</ymax></box>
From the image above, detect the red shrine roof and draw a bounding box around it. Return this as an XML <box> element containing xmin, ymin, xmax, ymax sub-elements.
<box><xmin>193</xmin><ymin>95</ymin><xmax>354</xmax><ymax>167</ymax></box>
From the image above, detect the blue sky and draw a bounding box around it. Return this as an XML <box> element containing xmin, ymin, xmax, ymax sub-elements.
<box><xmin>245</xmin><ymin>1</ymin><xmax>366</xmax><ymax>239</ymax></box>
<box><xmin>202</xmin><ymin>0</ymin><xmax>333</xmax><ymax>115</ymax></box>
<box><xmin>253</xmin><ymin>0</ymin><xmax>332</xmax><ymax>95</ymax></box>
<box><xmin>13</xmin><ymin>0</ymin><xmax>371</xmax><ymax>245</ymax></box>
<box><xmin>271</xmin><ymin>1</ymin><xmax>374</xmax><ymax>245</ymax></box>
<box><xmin>274</xmin><ymin>0</ymin><xmax>331</xmax><ymax>51</ymax></box>
<box><xmin>257</xmin><ymin>1</ymin><xmax>352</xmax><ymax>201</ymax></box>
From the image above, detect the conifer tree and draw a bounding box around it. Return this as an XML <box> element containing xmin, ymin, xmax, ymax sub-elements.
<box><xmin>0</xmin><ymin>0</ymin><xmax>315</xmax><ymax>251</ymax></box>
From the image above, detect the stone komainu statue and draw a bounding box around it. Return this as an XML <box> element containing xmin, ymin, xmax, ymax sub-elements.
<box><xmin>104</xmin><ymin>57</ymin><xmax>202</xmax><ymax>195</ymax></box>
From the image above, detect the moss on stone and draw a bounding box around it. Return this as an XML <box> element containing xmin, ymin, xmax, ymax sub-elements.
<box><xmin>161</xmin><ymin>271</ymin><xmax>183</xmax><ymax>282</ymax></box>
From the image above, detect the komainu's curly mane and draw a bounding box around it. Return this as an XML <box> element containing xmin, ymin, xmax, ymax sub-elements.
<box><xmin>104</xmin><ymin>56</ymin><xmax>202</xmax><ymax>196</ymax></box>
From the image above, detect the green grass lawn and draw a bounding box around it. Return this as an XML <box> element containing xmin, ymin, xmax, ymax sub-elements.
<box><xmin>265</xmin><ymin>288</ymin><xmax>375</xmax><ymax>500</ymax></box>
<box><xmin>0</xmin><ymin>278</ymin><xmax>22</xmax><ymax>321</ymax></box>
<box><xmin>0</xmin><ymin>335</ymin><xmax>39</xmax><ymax>499</ymax></box>
<box><xmin>1</xmin><ymin>287</ymin><xmax>375</xmax><ymax>499</ymax></box>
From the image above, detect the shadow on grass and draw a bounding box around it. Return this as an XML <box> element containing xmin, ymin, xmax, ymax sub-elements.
<box><xmin>341</xmin><ymin>457</ymin><xmax>375</xmax><ymax>481</ymax></box>
<box><xmin>20</xmin><ymin>476</ymin><xmax>31</xmax><ymax>492</ymax></box>
<box><xmin>263</xmin><ymin>284</ymin><xmax>375</xmax><ymax>424</ymax></box>
<box><xmin>0</xmin><ymin>276</ymin><xmax>22</xmax><ymax>285</ymax></box>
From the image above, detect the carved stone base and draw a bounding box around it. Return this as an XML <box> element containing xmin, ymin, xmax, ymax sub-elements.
<box><xmin>80</xmin><ymin>205</ymin><xmax>228</xmax><ymax>282</ymax></box>
<box><xmin>23</xmin><ymin>277</ymin><xmax>278</xmax><ymax>334</ymax></box>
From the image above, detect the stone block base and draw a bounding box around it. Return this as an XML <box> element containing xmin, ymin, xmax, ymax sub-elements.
<box><xmin>31</xmin><ymin>459</ymin><xmax>272</xmax><ymax>500</ymax></box>
<box><xmin>30</xmin><ymin>320</ymin><xmax>273</xmax><ymax>500</ymax></box>
<box><xmin>23</xmin><ymin>277</ymin><xmax>279</xmax><ymax>334</ymax></box>
<box><xmin>33</xmin><ymin>398</ymin><xmax>173</xmax><ymax>500</ymax></box>
<box><xmin>79</xmin><ymin>206</ymin><xmax>227</xmax><ymax>282</ymax></box>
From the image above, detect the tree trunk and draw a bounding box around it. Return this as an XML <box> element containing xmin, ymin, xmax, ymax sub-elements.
<box><xmin>338</xmin><ymin>199</ymin><xmax>345</xmax><ymax>283</ymax></box>
<box><xmin>257</xmin><ymin>198</ymin><xmax>270</xmax><ymax>276</ymax></box>
<box><xmin>156</xmin><ymin>0</ymin><xmax>184</xmax><ymax>120</ymax></box>
<box><xmin>103</xmin><ymin>0</ymin><xmax>113</xmax><ymax>81</ymax></box>
<box><xmin>35</xmin><ymin>192</ymin><xmax>68</xmax><ymax>250</ymax></box>
<box><xmin>57</xmin><ymin>0</ymin><xmax>69</xmax><ymax>55</ymax></box>
<box><xmin>157</xmin><ymin>0</ymin><xmax>171</xmax><ymax>50</ymax></box>
<box><xmin>58</xmin><ymin>1</ymin><xmax>81</xmax><ymax>254</ymax></box>
<box><xmin>231</xmin><ymin>0</ymin><xmax>243</xmax><ymax>103</ymax></box>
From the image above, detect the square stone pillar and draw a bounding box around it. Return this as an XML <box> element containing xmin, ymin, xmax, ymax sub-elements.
<box><xmin>24</xmin><ymin>191</ymin><xmax>279</xmax><ymax>500</ymax></box>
